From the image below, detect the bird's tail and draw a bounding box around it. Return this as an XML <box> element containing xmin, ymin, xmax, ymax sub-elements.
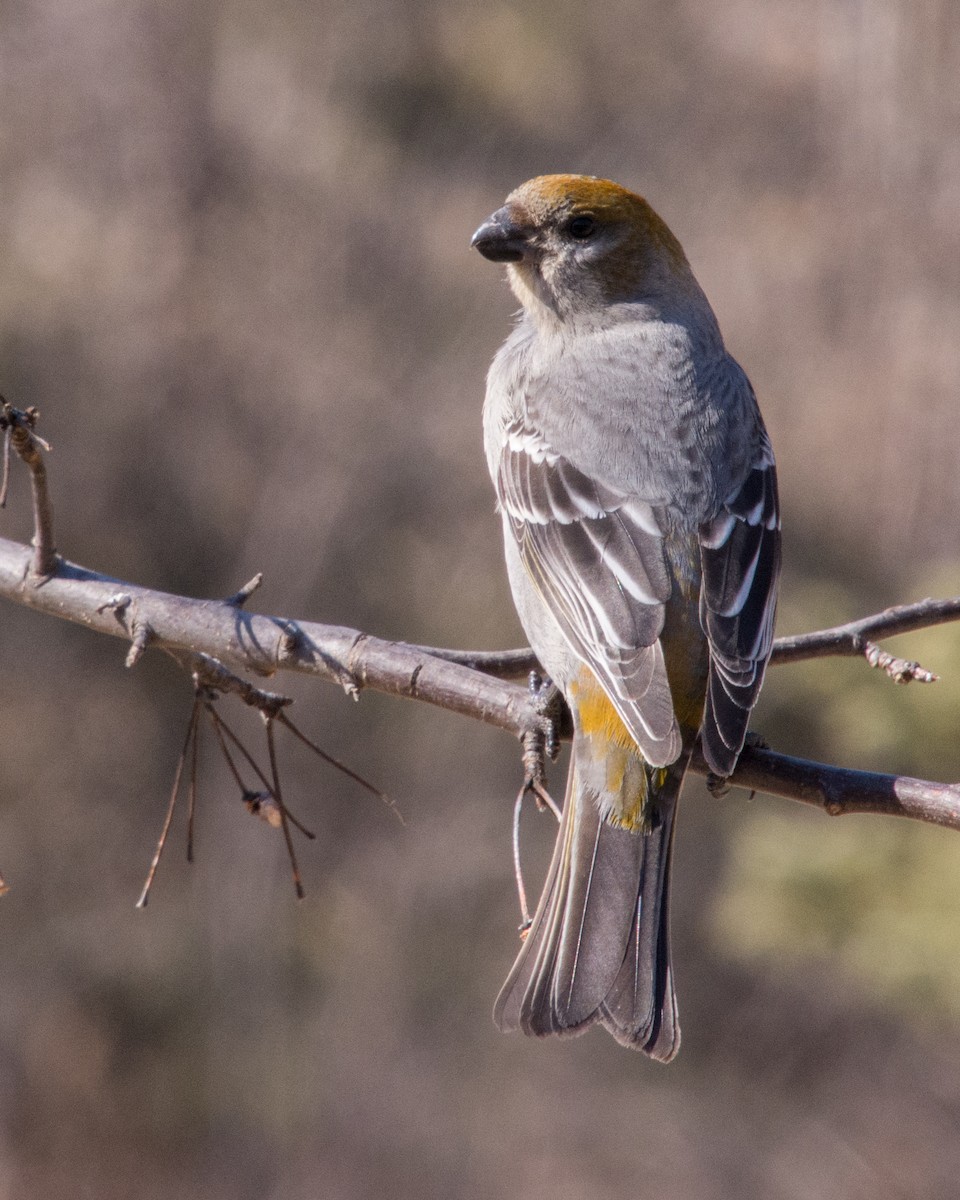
<box><xmin>493</xmin><ymin>742</ymin><xmax>685</xmax><ymax>1061</ymax></box>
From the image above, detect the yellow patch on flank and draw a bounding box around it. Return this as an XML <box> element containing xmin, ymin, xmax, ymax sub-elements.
<box><xmin>570</xmin><ymin>667</ymin><xmax>653</xmax><ymax>832</ymax></box>
<box><xmin>568</xmin><ymin>669</ymin><xmax>636</xmax><ymax>750</ymax></box>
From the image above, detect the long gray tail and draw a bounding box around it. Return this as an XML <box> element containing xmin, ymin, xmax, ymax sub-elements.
<box><xmin>493</xmin><ymin>751</ymin><xmax>683</xmax><ymax>1061</ymax></box>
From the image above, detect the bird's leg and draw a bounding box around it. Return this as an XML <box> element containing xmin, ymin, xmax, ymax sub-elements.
<box><xmin>518</xmin><ymin>670</ymin><xmax>563</xmax><ymax>816</ymax></box>
<box><xmin>705</xmin><ymin>772</ymin><xmax>731</xmax><ymax>799</ymax></box>
<box><xmin>512</xmin><ymin>671</ymin><xmax>564</xmax><ymax>934</ymax></box>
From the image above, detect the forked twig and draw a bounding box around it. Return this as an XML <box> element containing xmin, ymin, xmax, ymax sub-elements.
<box><xmin>204</xmin><ymin>701</ymin><xmax>316</xmax><ymax>840</ymax></box>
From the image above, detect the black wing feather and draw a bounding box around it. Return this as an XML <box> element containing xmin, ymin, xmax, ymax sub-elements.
<box><xmin>699</xmin><ymin>433</ymin><xmax>781</xmax><ymax>775</ymax></box>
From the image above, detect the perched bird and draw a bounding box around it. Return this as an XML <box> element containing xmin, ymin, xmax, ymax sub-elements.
<box><xmin>472</xmin><ymin>175</ymin><xmax>780</xmax><ymax>1060</ymax></box>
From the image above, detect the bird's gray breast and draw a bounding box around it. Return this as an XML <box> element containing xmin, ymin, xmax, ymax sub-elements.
<box><xmin>508</xmin><ymin>315</ymin><xmax>754</xmax><ymax>527</ymax></box>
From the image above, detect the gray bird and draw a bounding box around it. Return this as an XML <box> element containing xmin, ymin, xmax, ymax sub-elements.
<box><xmin>472</xmin><ymin>174</ymin><xmax>780</xmax><ymax>1059</ymax></box>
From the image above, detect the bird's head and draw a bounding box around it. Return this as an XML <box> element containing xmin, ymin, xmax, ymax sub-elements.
<box><xmin>472</xmin><ymin>174</ymin><xmax>698</xmax><ymax>323</ymax></box>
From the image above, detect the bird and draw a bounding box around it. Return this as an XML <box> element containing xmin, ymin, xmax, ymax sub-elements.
<box><xmin>471</xmin><ymin>175</ymin><xmax>780</xmax><ymax>1060</ymax></box>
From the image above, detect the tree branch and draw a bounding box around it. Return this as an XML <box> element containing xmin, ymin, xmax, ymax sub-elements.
<box><xmin>0</xmin><ymin>535</ymin><xmax>532</xmax><ymax>736</ymax></box>
<box><xmin>0</xmin><ymin>401</ymin><xmax>56</xmax><ymax>579</ymax></box>
<box><xmin>702</xmin><ymin>745</ymin><xmax>960</xmax><ymax>832</ymax></box>
<box><xmin>769</xmin><ymin>597</ymin><xmax>960</xmax><ymax>681</ymax></box>
<box><xmin>413</xmin><ymin>595</ymin><xmax>960</xmax><ymax>682</ymax></box>
<box><xmin>2</xmin><ymin>532</ymin><xmax>960</xmax><ymax>832</ymax></box>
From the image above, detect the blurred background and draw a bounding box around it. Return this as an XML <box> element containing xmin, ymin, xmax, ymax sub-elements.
<box><xmin>2</xmin><ymin>0</ymin><xmax>960</xmax><ymax>1195</ymax></box>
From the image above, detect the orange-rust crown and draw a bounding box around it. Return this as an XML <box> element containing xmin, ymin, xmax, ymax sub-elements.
<box><xmin>505</xmin><ymin>174</ymin><xmax>688</xmax><ymax>267</ymax></box>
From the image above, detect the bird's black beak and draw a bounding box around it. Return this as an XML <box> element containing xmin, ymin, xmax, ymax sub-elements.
<box><xmin>471</xmin><ymin>206</ymin><xmax>529</xmax><ymax>263</ymax></box>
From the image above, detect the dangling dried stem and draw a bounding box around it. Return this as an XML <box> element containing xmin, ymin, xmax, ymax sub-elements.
<box><xmin>205</xmin><ymin>702</ymin><xmax>315</xmax><ymax>839</ymax></box>
<box><xmin>265</xmin><ymin>717</ymin><xmax>305</xmax><ymax>900</ymax></box>
<box><xmin>512</xmin><ymin>790</ymin><xmax>532</xmax><ymax>934</ymax></box>
<box><xmin>137</xmin><ymin>699</ymin><xmax>201</xmax><ymax>907</ymax></box>
<box><xmin>276</xmin><ymin>710</ymin><xmax>399</xmax><ymax>822</ymax></box>
<box><xmin>0</xmin><ymin>424</ymin><xmax>12</xmax><ymax>508</ymax></box>
<box><xmin>187</xmin><ymin>705</ymin><xmax>200</xmax><ymax>863</ymax></box>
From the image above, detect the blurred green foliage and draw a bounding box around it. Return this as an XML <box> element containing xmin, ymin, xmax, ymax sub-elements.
<box><xmin>715</xmin><ymin>569</ymin><xmax>960</xmax><ymax>1025</ymax></box>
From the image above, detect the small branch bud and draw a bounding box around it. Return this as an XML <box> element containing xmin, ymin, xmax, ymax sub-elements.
<box><xmin>125</xmin><ymin>620</ymin><xmax>154</xmax><ymax>668</ymax></box>
<box><xmin>225</xmin><ymin>573</ymin><xmax>264</xmax><ymax>607</ymax></box>
<box><xmin>863</xmin><ymin>640</ymin><xmax>938</xmax><ymax>684</ymax></box>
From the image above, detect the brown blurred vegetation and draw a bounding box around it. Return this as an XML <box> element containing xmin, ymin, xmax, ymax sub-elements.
<box><xmin>2</xmin><ymin>0</ymin><xmax>960</xmax><ymax>1196</ymax></box>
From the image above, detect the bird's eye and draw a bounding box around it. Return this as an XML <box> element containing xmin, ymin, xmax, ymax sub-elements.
<box><xmin>566</xmin><ymin>214</ymin><xmax>596</xmax><ymax>240</ymax></box>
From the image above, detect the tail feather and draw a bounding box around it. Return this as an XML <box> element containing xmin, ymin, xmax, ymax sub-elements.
<box><xmin>599</xmin><ymin>793</ymin><xmax>680</xmax><ymax>1060</ymax></box>
<box><xmin>494</xmin><ymin>749</ymin><xmax>685</xmax><ymax>1058</ymax></box>
<box><xmin>494</xmin><ymin>763</ymin><xmax>592</xmax><ymax>1037</ymax></box>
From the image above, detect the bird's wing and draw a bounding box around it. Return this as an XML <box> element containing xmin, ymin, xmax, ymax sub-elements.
<box><xmin>698</xmin><ymin>428</ymin><xmax>781</xmax><ymax>775</ymax></box>
<box><xmin>496</xmin><ymin>417</ymin><xmax>681</xmax><ymax>766</ymax></box>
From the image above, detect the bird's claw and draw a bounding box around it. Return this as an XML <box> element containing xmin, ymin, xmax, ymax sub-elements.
<box><xmin>706</xmin><ymin>772</ymin><xmax>731</xmax><ymax>799</ymax></box>
<box><xmin>518</xmin><ymin>672</ymin><xmax>563</xmax><ymax>820</ymax></box>
<box><xmin>510</xmin><ymin>672</ymin><xmax>565</xmax><ymax>932</ymax></box>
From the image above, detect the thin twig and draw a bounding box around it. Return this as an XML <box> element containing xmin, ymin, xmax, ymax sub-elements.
<box><xmin>125</xmin><ymin>619</ymin><xmax>153</xmax><ymax>668</ymax></box>
<box><xmin>137</xmin><ymin>699</ymin><xmax>201</xmax><ymax>907</ymax></box>
<box><xmin>0</xmin><ymin>426</ymin><xmax>12</xmax><ymax>508</ymax></box>
<box><xmin>181</xmin><ymin>651</ymin><xmax>292</xmax><ymax>717</ymax></box>
<box><xmin>187</xmin><ymin>704</ymin><xmax>200</xmax><ymax>863</ymax></box>
<box><xmin>205</xmin><ymin>702</ymin><xmax>316</xmax><ymax>839</ymax></box>
<box><xmin>265</xmin><ymin>717</ymin><xmax>305</xmax><ymax>899</ymax></box>
<box><xmin>276</xmin><ymin>710</ymin><xmax>399</xmax><ymax>821</ymax></box>
<box><xmin>404</xmin><ymin>644</ymin><xmax>539</xmax><ymax>680</ymax></box>
<box><xmin>207</xmin><ymin>701</ymin><xmax>250</xmax><ymax>794</ymax></box>
<box><xmin>512</xmin><ymin>791</ymin><xmax>532</xmax><ymax>933</ymax></box>
<box><xmin>861</xmin><ymin>641</ymin><xmax>938</xmax><ymax>684</ymax></box>
<box><xmin>771</xmin><ymin>597</ymin><xmax>960</xmax><ymax>667</ymax></box>
<box><xmin>0</xmin><ymin>403</ymin><xmax>56</xmax><ymax>579</ymax></box>
<box><xmin>410</xmin><ymin>597</ymin><xmax>960</xmax><ymax>681</ymax></box>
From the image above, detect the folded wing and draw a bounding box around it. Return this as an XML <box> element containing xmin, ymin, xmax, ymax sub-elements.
<box><xmin>497</xmin><ymin>418</ymin><xmax>681</xmax><ymax>766</ymax></box>
<box><xmin>698</xmin><ymin>429</ymin><xmax>781</xmax><ymax>775</ymax></box>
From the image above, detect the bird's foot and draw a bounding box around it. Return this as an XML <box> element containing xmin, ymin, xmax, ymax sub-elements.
<box><xmin>511</xmin><ymin>672</ymin><xmax>564</xmax><ymax>931</ymax></box>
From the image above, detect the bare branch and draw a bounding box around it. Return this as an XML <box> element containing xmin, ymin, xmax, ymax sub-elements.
<box><xmin>770</xmin><ymin>596</ymin><xmax>960</xmax><ymax>668</ymax></box>
<box><xmin>402</xmin><ymin>595</ymin><xmax>960</xmax><ymax>682</ymax></box>
<box><xmin>0</xmin><ymin>535</ymin><xmax>533</xmax><ymax>736</ymax></box>
<box><xmin>3</xmin><ymin>532</ymin><xmax>960</xmax><ymax>833</ymax></box>
<box><xmin>405</xmin><ymin>644</ymin><xmax>539</xmax><ymax>680</ymax></box>
<box><xmin>172</xmin><ymin>649</ymin><xmax>293</xmax><ymax>717</ymax></box>
<box><xmin>707</xmin><ymin>744</ymin><xmax>960</xmax><ymax>833</ymax></box>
